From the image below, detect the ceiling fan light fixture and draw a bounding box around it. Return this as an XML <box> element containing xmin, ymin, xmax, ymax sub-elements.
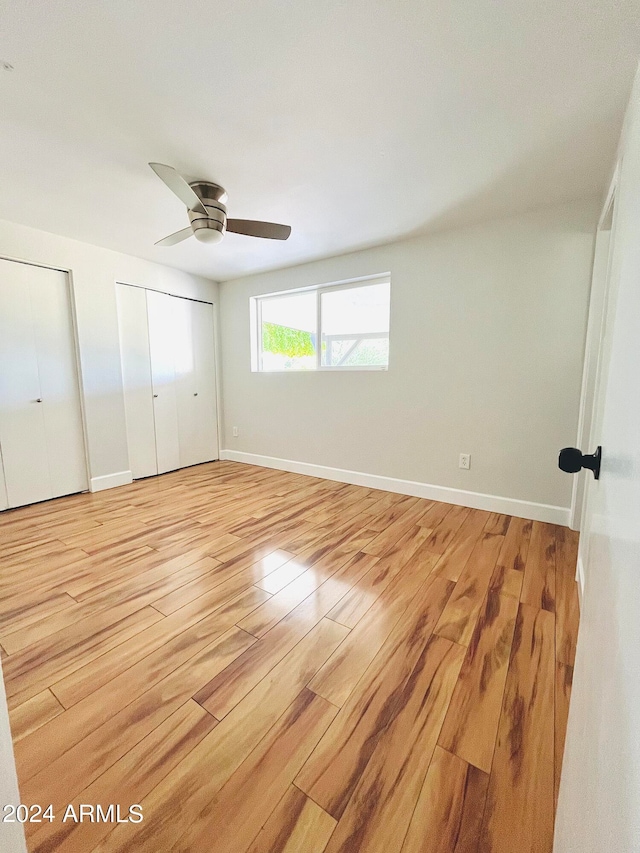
<box><xmin>194</xmin><ymin>226</ymin><xmax>224</xmax><ymax>244</ymax></box>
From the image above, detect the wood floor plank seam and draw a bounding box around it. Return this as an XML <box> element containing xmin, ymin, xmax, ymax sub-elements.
<box><xmin>45</xmin><ymin>587</ymin><xmax>272</xmax><ymax>712</ymax></box>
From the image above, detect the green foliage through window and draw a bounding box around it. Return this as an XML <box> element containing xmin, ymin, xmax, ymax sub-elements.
<box><xmin>262</xmin><ymin>322</ymin><xmax>315</xmax><ymax>358</ymax></box>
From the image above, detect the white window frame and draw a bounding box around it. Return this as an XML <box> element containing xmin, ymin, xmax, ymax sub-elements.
<box><xmin>250</xmin><ymin>273</ymin><xmax>391</xmax><ymax>373</ymax></box>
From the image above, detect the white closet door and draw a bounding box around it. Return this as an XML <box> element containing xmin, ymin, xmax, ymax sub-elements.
<box><xmin>120</xmin><ymin>288</ymin><xmax>218</xmax><ymax>478</ymax></box>
<box><xmin>172</xmin><ymin>295</ymin><xmax>199</xmax><ymax>467</ymax></box>
<box><xmin>116</xmin><ymin>284</ymin><xmax>158</xmax><ymax>479</ymax></box>
<box><xmin>30</xmin><ymin>265</ymin><xmax>87</xmax><ymax>498</ymax></box>
<box><xmin>186</xmin><ymin>299</ymin><xmax>218</xmax><ymax>465</ymax></box>
<box><xmin>146</xmin><ymin>290</ymin><xmax>181</xmax><ymax>474</ymax></box>
<box><xmin>173</xmin><ymin>298</ymin><xmax>218</xmax><ymax>468</ymax></box>
<box><xmin>0</xmin><ymin>259</ymin><xmax>86</xmax><ymax>508</ymax></box>
<box><xmin>0</xmin><ymin>259</ymin><xmax>52</xmax><ymax>506</ymax></box>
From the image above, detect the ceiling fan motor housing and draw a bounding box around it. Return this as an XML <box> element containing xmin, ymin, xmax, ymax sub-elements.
<box><xmin>188</xmin><ymin>181</ymin><xmax>228</xmax><ymax>243</ymax></box>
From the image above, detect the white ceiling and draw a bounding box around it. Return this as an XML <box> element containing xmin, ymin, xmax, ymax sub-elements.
<box><xmin>1</xmin><ymin>1</ymin><xmax>639</xmax><ymax>281</ymax></box>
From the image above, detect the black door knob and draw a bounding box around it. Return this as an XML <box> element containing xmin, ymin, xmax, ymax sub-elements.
<box><xmin>559</xmin><ymin>446</ymin><xmax>602</xmax><ymax>479</ymax></box>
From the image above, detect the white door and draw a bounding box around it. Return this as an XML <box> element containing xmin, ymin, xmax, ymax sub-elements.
<box><xmin>0</xmin><ymin>259</ymin><xmax>86</xmax><ymax>508</ymax></box>
<box><xmin>147</xmin><ymin>289</ymin><xmax>182</xmax><ymax>474</ymax></box>
<box><xmin>554</xmin><ymin>71</ymin><xmax>640</xmax><ymax>852</ymax></box>
<box><xmin>30</xmin><ymin>264</ymin><xmax>87</xmax><ymax>498</ymax></box>
<box><xmin>116</xmin><ymin>284</ymin><xmax>158</xmax><ymax>479</ymax></box>
<box><xmin>176</xmin><ymin>298</ymin><xmax>219</xmax><ymax>468</ymax></box>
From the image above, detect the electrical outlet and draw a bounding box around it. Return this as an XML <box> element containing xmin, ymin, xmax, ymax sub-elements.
<box><xmin>232</xmin><ymin>426</ymin><xmax>239</xmax><ymax>437</ymax></box>
<box><xmin>459</xmin><ymin>453</ymin><xmax>470</xmax><ymax>470</ymax></box>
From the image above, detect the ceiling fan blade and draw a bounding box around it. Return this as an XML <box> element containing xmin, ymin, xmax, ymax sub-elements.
<box><xmin>155</xmin><ymin>226</ymin><xmax>194</xmax><ymax>247</ymax></box>
<box><xmin>226</xmin><ymin>219</ymin><xmax>291</xmax><ymax>240</ymax></box>
<box><xmin>149</xmin><ymin>162</ymin><xmax>208</xmax><ymax>216</ymax></box>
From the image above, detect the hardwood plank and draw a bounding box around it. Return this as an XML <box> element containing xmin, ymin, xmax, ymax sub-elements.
<box><xmin>73</xmin><ymin>550</ymin><xmax>224</xmax><ymax>607</ymax></box>
<box><xmin>489</xmin><ymin>517</ymin><xmax>531</xmax><ymax>599</ymax></box>
<box><xmin>296</xmin><ymin>574</ymin><xmax>454</xmax><ymax>817</ymax></box>
<box><xmin>417</xmin><ymin>499</ymin><xmax>453</xmax><ymax>531</ymax></box>
<box><xmin>325</xmin><ymin>524</ymin><xmax>432</xmax><ymax>628</ymax></box>
<box><xmin>28</xmin><ymin>699</ymin><xmax>217</xmax><ymax>853</ymax></box>
<box><xmin>247</xmin><ymin>786</ymin><xmax>336</xmax><ymax>853</ymax></box>
<box><xmin>438</xmin><ymin>589</ymin><xmax>519</xmax><ymax>772</ymax></box>
<box><xmin>555</xmin><ymin>661</ymin><xmax>573</xmax><ymax>810</ymax></box>
<box><xmin>256</xmin><ymin>556</ymin><xmax>332</xmax><ymax>595</ymax></box>
<box><xmin>49</xmin><ymin>585</ymin><xmax>271</xmax><ymax>709</ymax></box>
<box><xmin>89</xmin><ymin>618</ymin><xmax>348</xmax><ymax>853</ymax></box>
<box><xmin>4</xmin><ymin>605</ymin><xmax>164</xmax><ymax>708</ymax></box>
<box><xmin>322</xmin><ymin>636</ymin><xmax>466</xmax><ymax>853</ymax></box>
<box><xmin>362</xmin><ymin>495</ymin><xmax>420</xmax><ymax>533</ymax></box>
<box><xmin>0</xmin><ymin>588</ymin><xmax>160</xmax><ymax>656</ymax></box>
<box><xmin>194</xmin><ymin>569</ymin><xmax>357</xmax><ymax>719</ymax></box>
<box><xmin>422</xmin><ymin>504</ymin><xmax>470</xmax><ymax>554</ymax></box>
<box><xmin>308</xmin><ymin>548</ymin><xmax>443</xmax><ymax>707</ymax></box>
<box><xmin>484</xmin><ymin>513</ymin><xmax>510</xmax><ymax>536</ymax></box>
<box><xmin>174</xmin><ymin>689</ymin><xmax>338</xmax><ymax>853</ymax></box>
<box><xmin>555</xmin><ymin>527</ymin><xmax>579</xmax><ymax>665</ymax></box>
<box><xmin>0</xmin><ymin>591</ymin><xmax>77</xmax><ymax>637</ymax></box>
<box><xmin>496</xmin><ymin>517</ymin><xmax>532</xmax><ymax>573</ymax></box>
<box><xmin>4</xmin><ymin>553</ymin><xmax>217</xmax><ymax>652</ymax></box>
<box><xmin>14</xmin><ymin>594</ymin><xmax>264</xmax><ymax>782</ymax></box>
<box><xmin>402</xmin><ymin>746</ymin><xmax>489</xmax><ymax>853</ymax></box>
<box><xmin>238</xmin><ymin>550</ymin><xmax>378</xmax><ymax>639</ymax></box>
<box><xmin>521</xmin><ymin>521</ymin><xmax>556</xmax><ymax>612</ymax></box>
<box><xmin>19</xmin><ymin>626</ymin><xmax>256</xmax><ymax>821</ymax></box>
<box><xmin>362</xmin><ymin>500</ymin><xmax>431</xmax><ymax>557</ymax></box>
<box><xmin>149</xmin><ymin>554</ymin><xmax>271</xmax><ymax>615</ymax></box>
<box><xmin>8</xmin><ymin>688</ymin><xmax>65</xmax><ymax>743</ymax></box>
<box><xmin>479</xmin><ymin>604</ymin><xmax>555</xmax><ymax>853</ymax></box>
<box><xmin>435</xmin><ymin>530</ymin><xmax>505</xmax><ymax>646</ymax></box>
<box><xmin>431</xmin><ymin>509</ymin><xmax>490</xmax><ymax>582</ymax></box>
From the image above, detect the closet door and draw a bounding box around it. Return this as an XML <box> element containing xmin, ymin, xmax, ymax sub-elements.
<box><xmin>146</xmin><ymin>289</ymin><xmax>181</xmax><ymax>474</ymax></box>
<box><xmin>30</xmin><ymin>264</ymin><xmax>87</xmax><ymax>498</ymax></box>
<box><xmin>0</xmin><ymin>259</ymin><xmax>86</xmax><ymax>508</ymax></box>
<box><xmin>116</xmin><ymin>284</ymin><xmax>158</xmax><ymax>479</ymax></box>
<box><xmin>188</xmin><ymin>299</ymin><xmax>218</xmax><ymax>464</ymax></box>
<box><xmin>175</xmin><ymin>299</ymin><xmax>219</xmax><ymax>468</ymax></box>
<box><xmin>119</xmin><ymin>288</ymin><xmax>219</xmax><ymax>478</ymax></box>
<box><xmin>0</xmin><ymin>260</ymin><xmax>50</xmax><ymax>506</ymax></box>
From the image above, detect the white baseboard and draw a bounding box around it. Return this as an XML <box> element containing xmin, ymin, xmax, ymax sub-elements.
<box><xmin>89</xmin><ymin>470</ymin><xmax>133</xmax><ymax>493</ymax></box>
<box><xmin>220</xmin><ymin>450</ymin><xmax>570</xmax><ymax>526</ymax></box>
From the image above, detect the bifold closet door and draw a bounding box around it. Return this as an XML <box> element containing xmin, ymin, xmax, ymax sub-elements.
<box><xmin>147</xmin><ymin>290</ymin><xmax>182</xmax><ymax>474</ymax></box>
<box><xmin>116</xmin><ymin>284</ymin><xmax>158</xmax><ymax>479</ymax></box>
<box><xmin>0</xmin><ymin>258</ymin><xmax>87</xmax><ymax>509</ymax></box>
<box><xmin>147</xmin><ymin>290</ymin><xmax>219</xmax><ymax>473</ymax></box>
<box><xmin>123</xmin><ymin>287</ymin><xmax>219</xmax><ymax>477</ymax></box>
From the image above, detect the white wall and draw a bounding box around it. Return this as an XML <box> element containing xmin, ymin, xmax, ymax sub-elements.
<box><xmin>0</xmin><ymin>219</ymin><xmax>217</xmax><ymax>487</ymax></box>
<box><xmin>219</xmin><ymin>199</ymin><xmax>598</xmax><ymax>519</ymax></box>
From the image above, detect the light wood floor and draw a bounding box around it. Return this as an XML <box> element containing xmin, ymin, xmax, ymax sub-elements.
<box><xmin>0</xmin><ymin>461</ymin><xmax>580</xmax><ymax>853</ymax></box>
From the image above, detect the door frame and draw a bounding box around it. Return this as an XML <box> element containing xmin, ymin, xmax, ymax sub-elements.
<box><xmin>0</xmin><ymin>254</ymin><xmax>91</xmax><ymax>502</ymax></box>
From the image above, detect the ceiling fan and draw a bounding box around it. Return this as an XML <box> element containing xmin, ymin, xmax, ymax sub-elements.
<box><xmin>149</xmin><ymin>162</ymin><xmax>292</xmax><ymax>246</ymax></box>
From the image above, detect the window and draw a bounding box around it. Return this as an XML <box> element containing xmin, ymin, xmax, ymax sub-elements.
<box><xmin>251</xmin><ymin>275</ymin><xmax>390</xmax><ymax>372</ymax></box>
